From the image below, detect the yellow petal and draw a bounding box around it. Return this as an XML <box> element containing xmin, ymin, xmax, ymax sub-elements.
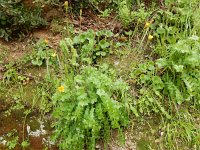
<box><xmin>52</xmin><ymin>53</ymin><xmax>57</xmax><ymax>57</ymax></box>
<box><xmin>80</xmin><ymin>9</ymin><xmax>82</xmax><ymax>16</ymax></box>
<box><xmin>58</xmin><ymin>85</ymin><xmax>65</xmax><ymax>92</ymax></box>
<box><xmin>64</xmin><ymin>1</ymin><xmax>68</xmax><ymax>9</ymax></box>
<box><xmin>144</xmin><ymin>22</ymin><xmax>150</xmax><ymax>29</ymax></box>
<box><xmin>148</xmin><ymin>35</ymin><xmax>153</xmax><ymax>41</ymax></box>
<box><xmin>44</xmin><ymin>39</ymin><xmax>49</xmax><ymax>44</ymax></box>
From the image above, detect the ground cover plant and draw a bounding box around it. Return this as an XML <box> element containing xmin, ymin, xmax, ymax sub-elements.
<box><xmin>0</xmin><ymin>0</ymin><xmax>46</xmax><ymax>40</ymax></box>
<box><xmin>0</xmin><ymin>0</ymin><xmax>200</xmax><ymax>149</ymax></box>
<box><xmin>52</xmin><ymin>65</ymin><xmax>130</xmax><ymax>149</ymax></box>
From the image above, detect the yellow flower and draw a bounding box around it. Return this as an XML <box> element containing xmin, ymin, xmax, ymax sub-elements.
<box><xmin>148</xmin><ymin>35</ymin><xmax>153</xmax><ymax>41</ymax></box>
<box><xmin>44</xmin><ymin>39</ymin><xmax>49</xmax><ymax>44</ymax></box>
<box><xmin>52</xmin><ymin>52</ymin><xmax>57</xmax><ymax>57</ymax></box>
<box><xmin>58</xmin><ymin>85</ymin><xmax>64</xmax><ymax>92</ymax></box>
<box><xmin>80</xmin><ymin>9</ymin><xmax>82</xmax><ymax>16</ymax></box>
<box><xmin>144</xmin><ymin>22</ymin><xmax>151</xmax><ymax>29</ymax></box>
<box><xmin>64</xmin><ymin>1</ymin><xmax>68</xmax><ymax>10</ymax></box>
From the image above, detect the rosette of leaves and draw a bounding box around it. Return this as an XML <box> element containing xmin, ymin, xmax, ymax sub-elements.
<box><xmin>30</xmin><ymin>39</ymin><xmax>55</xmax><ymax>66</ymax></box>
<box><xmin>52</xmin><ymin>65</ymin><xmax>130</xmax><ymax>150</ymax></box>
<box><xmin>60</xmin><ymin>29</ymin><xmax>114</xmax><ymax>65</ymax></box>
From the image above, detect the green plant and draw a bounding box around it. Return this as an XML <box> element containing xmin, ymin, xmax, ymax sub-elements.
<box><xmin>0</xmin><ymin>45</ymin><xmax>8</xmax><ymax>64</ymax></box>
<box><xmin>129</xmin><ymin>1</ymin><xmax>200</xmax><ymax>148</ymax></box>
<box><xmin>130</xmin><ymin>0</ymin><xmax>200</xmax><ymax>109</ymax></box>
<box><xmin>35</xmin><ymin>84</ymin><xmax>54</xmax><ymax>115</ymax></box>
<box><xmin>0</xmin><ymin>0</ymin><xmax>46</xmax><ymax>40</ymax></box>
<box><xmin>130</xmin><ymin>61</ymin><xmax>171</xmax><ymax>118</ymax></box>
<box><xmin>5</xmin><ymin>129</ymin><xmax>19</xmax><ymax>149</ymax></box>
<box><xmin>21</xmin><ymin>140</ymin><xmax>30</xmax><ymax>149</ymax></box>
<box><xmin>3</xmin><ymin>63</ymin><xmax>18</xmax><ymax>84</ymax></box>
<box><xmin>156</xmin><ymin>37</ymin><xmax>200</xmax><ymax>105</ymax></box>
<box><xmin>60</xmin><ymin>29</ymin><xmax>115</xmax><ymax>65</ymax></box>
<box><xmin>161</xmin><ymin>110</ymin><xmax>200</xmax><ymax>149</ymax></box>
<box><xmin>30</xmin><ymin>39</ymin><xmax>57</xmax><ymax>66</ymax></box>
<box><xmin>131</xmin><ymin>35</ymin><xmax>200</xmax><ymax>116</ymax></box>
<box><xmin>117</xmin><ymin>1</ymin><xmax>150</xmax><ymax>28</ymax></box>
<box><xmin>22</xmin><ymin>109</ymin><xmax>31</xmax><ymax>150</ymax></box>
<box><xmin>99</xmin><ymin>8</ymin><xmax>112</xmax><ymax>18</ymax></box>
<box><xmin>52</xmin><ymin>65</ymin><xmax>130</xmax><ymax>150</ymax></box>
<box><xmin>2</xmin><ymin>61</ymin><xmax>30</xmax><ymax>86</ymax></box>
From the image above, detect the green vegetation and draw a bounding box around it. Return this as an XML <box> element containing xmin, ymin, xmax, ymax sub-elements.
<box><xmin>0</xmin><ymin>0</ymin><xmax>200</xmax><ymax>150</ymax></box>
<box><xmin>52</xmin><ymin>65</ymin><xmax>130</xmax><ymax>149</ymax></box>
<box><xmin>0</xmin><ymin>0</ymin><xmax>46</xmax><ymax>40</ymax></box>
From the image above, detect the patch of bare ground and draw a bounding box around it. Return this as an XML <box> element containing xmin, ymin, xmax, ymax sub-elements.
<box><xmin>108</xmin><ymin>130</ymin><xmax>137</xmax><ymax>150</ymax></box>
<box><xmin>0</xmin><ymin>38</ymin><xmax>29</xmax><ymax>63</ymax></box>
<box><xmin>96</xmin><ymin>125</ymin><xmax>156</xmax><ymax>150</ymax></box>
<box><xmin>0</xmin><ymin>29</ymin><xmax>62</xmax><ymax>62</ymax></box>
<box><xmin>0</xmin><ymin>28</ymin><xmax>62</xmax><ymax>82</ymax></box>
<box><xmin>32</xmin><ymin>29</ymin><xmax>62</xmax><ymax>49</ymax></box>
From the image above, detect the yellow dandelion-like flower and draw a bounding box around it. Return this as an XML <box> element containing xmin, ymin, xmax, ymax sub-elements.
<box><xmin>64</xmin><ymin>1</ymin><xmax>68</xmax><ymax>10</ymax></box>
<box><xmin>80</xmin><ymin>9</ymin><xmax>82</xmax><ymax>16</ymax></box>
<box><xmin>52</xmin><ymin>52</ymin><xmax>57</xmax><ymax>57</ymax></box>
<box><xmin>44</xmin><ymin>39</ymin><xmax>49</xmax><ymax>44</ymax></box>
<box><xmin>144</xmin><ymin>22</ymin><xmax>151</xmax><ymax>29</ymax></box>
<box><xmin>58</xmin><ymin>85</ymin><xmax>64</xmax><ymax>92</ymax></box>
<box><xmin>148</xmin><ymin>35</ymin><xmax>153</xmax><ymax>41</ymax></box>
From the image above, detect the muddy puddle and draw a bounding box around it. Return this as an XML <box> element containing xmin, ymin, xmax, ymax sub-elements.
<box><xmin>0</xmin><ymin>106</ymin><xmax>58</xmax><ymax>150</ymax></box>
<box><xmin>0</xmin><ymin>99</ymin><xmax>159</xmax><ymax>150</ymax></box>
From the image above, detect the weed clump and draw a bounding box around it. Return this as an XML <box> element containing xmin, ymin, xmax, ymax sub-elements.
<box><xmin>0</xmin><ymin>0</ymin><xmax>46</xmax><ymax>40</ymax></box>
<box><xmin>52</xmin><ymin>65</ymin><xmax>130</xmax><ymax>149</ymax></box>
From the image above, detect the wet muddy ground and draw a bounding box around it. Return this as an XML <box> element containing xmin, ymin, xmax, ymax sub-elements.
<box><xmin>0</xmin><ymin>107</ymin><xmax>58</xmax><ymax>150</ymax></box>
<box><xmin>0</xmin><ymin>103</ymin><xmax>158</xmax><ymax>150</ymax></box>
